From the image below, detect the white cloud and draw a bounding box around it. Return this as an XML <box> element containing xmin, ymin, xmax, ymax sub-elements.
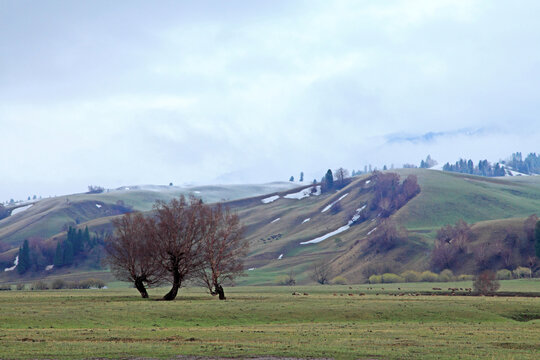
<box><xmin>0</xmin><ymin>0</ymin><xmax>539</xmax><ymax>201</ymax></box>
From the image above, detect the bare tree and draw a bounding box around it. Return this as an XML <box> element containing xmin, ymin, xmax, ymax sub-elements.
<box><xmin>311</xmin><ymin>262</ymin><xmax>330</xmax><ymax>284</ymax></box>
<box><xmin>152</xmin><ymin>196</ymin><xmax>206</xmax><ymax>301</ymax></box>
<box><xmin>197</xmin><ymin>204</ymin><xmax>247</xmax><ymax>300</ymax></box>
<box><xmin>333</xmin><ymin>168</ymin><xmax>349</xmax><ymax>188</ymax></box>
<box><xmin>104</xmin><ymin>212</ymin><xmax>163</xmax><ymax>298</ymax></box>
<box><xmin>473</xmin><ymin>270</ymin><xmax>500</xmax><ymax>295</ymax></box>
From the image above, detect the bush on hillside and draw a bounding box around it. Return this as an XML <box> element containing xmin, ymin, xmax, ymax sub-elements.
<box><xmin>382</xmin><ymin>273</ymin><xmax>404</xmax><ymax>283</ymax></box>
<box><xmin>438</xmin><ymin>269</ymin><xmax>455</xmax><ymax>282</ymax></box>
<box><xmin>400</xmin><ymin>270</ymin><xmax>421</xmax><ymax>282</ymax></box>
<box><xmin>368</xmin><ymin>274</ymin><xmax>382</xmax><ymax>284</ymax></box>
<box><xmin>457</xmin><ymin>274</ymin><xmax>474</xmax><ymax>281</ymax></box>
<box><xmin>496</xmin><ymin>269</ymin><xmax>512</xmax><ymax>280</ymax></box>
<box><xmin>331</xmin><ymin>276</ymin><xmax>348</xmax><ymax>285</ymax></box>
<box><xmin>420</xmin><ymin>271</ymin><xmax>439</xmax><ymax>282</ymax></box>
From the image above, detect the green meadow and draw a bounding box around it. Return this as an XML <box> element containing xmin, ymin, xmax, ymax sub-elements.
<box><xmin>1</xmin><ymin>281</ymin><xmax>539</xmax><ymax>359</ymax></box>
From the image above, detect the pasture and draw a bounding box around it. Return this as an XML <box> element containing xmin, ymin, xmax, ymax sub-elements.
<box><xmin>1</xmin><ymin>280</ymin><xmax>540</xmax><ymax>359</ymax></box>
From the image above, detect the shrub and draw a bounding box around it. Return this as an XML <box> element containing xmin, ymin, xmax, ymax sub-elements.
<box><xmin>457</xmin><ymin>274</ymin><xmax>474</xmax><ymax>281</ymax></box>
<box><xmin>64</xmin><ymin>281</ymin><xmax>79</xmax><ymax>289</ymax></box>
<box><xmin>420</xmin><ymin>271</ymin><xmax>439</xmax><ymax>282</ymax></box>
<box><xmin>79</xmin><ymin>278</ymin><xmax>106</xmax><ymax>289</ymax></box>
<box><xmin>473</xmin><ymin>270</ymin><xmax>500</xmax><ymax>295</ymax></box>
<box><xmin>274</xmin><ymin>275</ymin><xmax>293</xmax><ymax>285</ymax></box>
<box><xmin>496</xmin><ymin>269</ymin><xmax>512</xmax><ymax>280</ymax></box>
<box><xmin>382</xmin><ymin>273</ymin><xmax>404</xmax><ymax>283</ymax></box>
<box><xmin>513</xmin><ymin>266</ymin><xmax>531</xmax><ymax>279</ymax></box>
<box><xmin>400</xmin><ymin>270</ymin><xmax>421</xmax><ymax>282</ymax></box>
<box><xmin>0</xmin><ymin>284</ymin><xmax>11</xmax><ymax>291</ymax></box>
<box><xmin>32</xmin><ymin>281</ymin><xmax>49</xmax><ymax>290</ymax></box>
<box><xmin>51</xmin><ymin>279</ymin><xmax>66</xmax><ymax>289</ymax></box>
<box><xmin>438</xmin><ymin>269</ymin><xmax>454</xmax><ymax>282</ymax></box>
<box><xmin>369</xmin><ymin>274</ymin><xmax>382</xmax><ymax>284</ymax></box>
<box><xmin>16</xmin><ymin>283</ymin><xmax>25</xmax><ymax>291</ymax></box>
<box><xmin>331</xmin><ymin>276</ymin><xmax>348</xmax><ymax>285</ymax></box>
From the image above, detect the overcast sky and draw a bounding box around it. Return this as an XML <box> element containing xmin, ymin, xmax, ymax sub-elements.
<box><xmin>1</xmin><ymin>0</ymin><xmax>539</xmax><ymax>202</ymax></box>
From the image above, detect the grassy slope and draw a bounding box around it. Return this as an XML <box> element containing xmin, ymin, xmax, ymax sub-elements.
<box><xmin>0</xmin><ymin>182</ymin><xmax>298</xmax><ymax>262</ymax></box>
<box><xmin>0</xmin><ymin>284</ymin><xmax>539</xmax><ymax>359</ymax></box>
<box><xmin>2</xmin><ymin>171</ymin><xmax>540</xmax><ymax>284</ymax></box>
<box><xmin>236</xmin><ymin>170</ymin><xmax>540</xmax><ymax>285</ymax></box>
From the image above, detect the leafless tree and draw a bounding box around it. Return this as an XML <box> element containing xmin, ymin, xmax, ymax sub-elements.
<box><xmin>104</xmin><ymin>212</ymin><xmax>164</xmax><ymax>298</ymax></box>
<box><xmin>333</xmin><ymin>168</ymin><xmax>350</xmax><ymax>188</ymax></box>
<box><xmin>197</xmin><ymin>204</ymin><xmax>247</xmax><ymax>300</ymax></box>
<box><xmin>311</xmin><ymin>262</ymin><xmax>330</xmax><ymax>284</ymax></box>
<box><xmin>152</xmin><ymin>196</ymin><xmax>207</xmax><ymax>301</ymax></box>
<box><xmin>473</xmin><ymin>270</ymin><xmax>500</xmax><ymax>295</ymax></box>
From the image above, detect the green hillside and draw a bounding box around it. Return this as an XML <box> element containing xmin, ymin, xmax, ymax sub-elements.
<box><xmin>1</xmin><ymin>171</ymin><xmax>539</xmax><ymax>285</ymax></box>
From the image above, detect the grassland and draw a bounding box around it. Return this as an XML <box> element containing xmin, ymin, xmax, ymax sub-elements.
<box><xmin>1</xmin><ymin>282</ymin><xmax>540</xmax><ymax>359</ymax></box>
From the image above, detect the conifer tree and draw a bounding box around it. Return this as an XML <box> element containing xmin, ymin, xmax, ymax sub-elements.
<box><xmin>17</xmin><ymin>239</ymin><xmax>31</xmax><ymax>274</ymax></box>
<box><xmin>54</xmin><ymin>242</ymin><xmax>64</xmax><ymax>267</ymax></box>
<box><xmin>324</xmin><ymin>169</ymin><xmax>334</xmax><ymax>190</ymax></box>
<box><xmin>83</xmin><ymin>226</ymin><xmax>90</xmax><ymax>247</ymax></box>
<box><xmin>299</xmin><ymin>172</ymin><xmax>304</xmax><ymax>182</ymax></box>
<box><xmin>535</xmin><ymin>221</ymin><xmax>540</xmax><ymax>258</ymax></box>
<box><xmin>63</xmin><ymin>240</ymin><xmax>74</xmax><ymax>265</ymax></box>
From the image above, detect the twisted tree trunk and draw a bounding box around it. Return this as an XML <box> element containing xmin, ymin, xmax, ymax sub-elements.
<box><xmin>162</xmin><ymin>269</ymin><xmax>182</xmax><ymax>301</ymax></box>
<box><xmin>134</xmin><ymin>277</ymin><xmax>149</xmax><ymax>299</ymax></box>
<box><xmin>215</xmin><ymin>283</ymin><xmax>226</xmax><ymax>300</ymax></box>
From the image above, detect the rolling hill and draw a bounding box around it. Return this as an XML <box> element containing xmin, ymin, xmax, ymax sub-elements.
<box><xmin>1</xmin><ymin>170</ymin><xmax>539</xmax><ymax>285</ymax></box>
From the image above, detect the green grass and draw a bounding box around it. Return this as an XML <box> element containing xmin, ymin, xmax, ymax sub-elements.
<box><xmin>1</xmin><ymin>283</ymin><xmax>540</xmax><ymax>359</ymax></box>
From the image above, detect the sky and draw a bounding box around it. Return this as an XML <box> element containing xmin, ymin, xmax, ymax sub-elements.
<box><xmin>1</xmin><ymin>0</ymin><xmax>540</xmax><ymax>202</ymax></box>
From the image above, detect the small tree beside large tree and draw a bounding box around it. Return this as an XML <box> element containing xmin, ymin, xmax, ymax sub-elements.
<box><xmin>197</xmin><ymin>204</ymin><xmax>247</xmax><ymax>300</ymax></box>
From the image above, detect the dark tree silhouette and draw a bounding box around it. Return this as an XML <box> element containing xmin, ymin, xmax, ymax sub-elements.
<box><xmin>152</xmin><ymin>196</ymin><xmax>206</xmax><ymax>301</ymax></box>
<box><xmin>105</xmin><ymin>212</ymin><xmax>163</xmax><ymax>298</ymax></box>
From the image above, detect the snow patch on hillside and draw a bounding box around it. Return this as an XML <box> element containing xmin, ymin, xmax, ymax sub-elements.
<box><xmin>45</xmin><ymin>264</ymin><xmax>54</xmax><ymax>271</ymax></box>
<box><xmin>262</xmin><ymin>195</ymin><xmax>280</xmax><ymax>204</ymax></box>
<box><xmin>301</xmin><ymin>203</ymin><xmax>366</xmax><ymax>245</ymax></box>
<box><xmin>505</xmin><ymin>168</ymin><xmax>530</xmax><ymax>177</ymax></box>
<box><xmin>300</xmin><ymin>225</ymin><xmax>351</xmax><ymax>245</ymax></box>
<box><xmin>278</xmin><ymin>254</ymin><xmax>284</xmax><ymax>260</ymax></box>
<box><xmin>367</xmin><ymin>227</ymin><xmax>377</xmax><ymax>236</ymax></box>
<box><xmin>284</xmin><ymin>186</ymin><xmax>321</xmax><ymax>200</ymax></box>
<box><xmin>95</xmin><ymin>204</ymin><xmax>102</xmax><ymax>208</ymax></box>
<box><xmin>271</xmin><ymin>218</ymin><xmax>280</xmax><ymax>224</ymax></box>
<box><xmin>302</xmin><ymin>218</ymin><xmax>311</xmax><ymax>224</ymax></box>
<box><xmin>11</xmin><ymin>205</ymin><xmax>33</xmax><ymax>216</ymax></box>
<box><xmin>4</xmin><ymin>256</ymin><xmax>18</xmax><ymax>272</ymax></box>
<box><xmin>321</xmin><ymin>193</ymin><xmax>349</xmax><ymax>213</ymax></box>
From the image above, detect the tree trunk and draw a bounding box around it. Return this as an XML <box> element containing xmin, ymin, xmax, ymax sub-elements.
<box><xmin>215</xmin><ymin>283</ymin><xmax>226</xmax><ymax>300</ymax></box>
<box><xmin>162</xmin><ymin>269</ymin><xmax>181</xmax><ymax>301</ymax></box>
<box><xmin>134</xmin><ymin>278</ymin><xmax>149</xmax><ymax>299</ymax></box>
